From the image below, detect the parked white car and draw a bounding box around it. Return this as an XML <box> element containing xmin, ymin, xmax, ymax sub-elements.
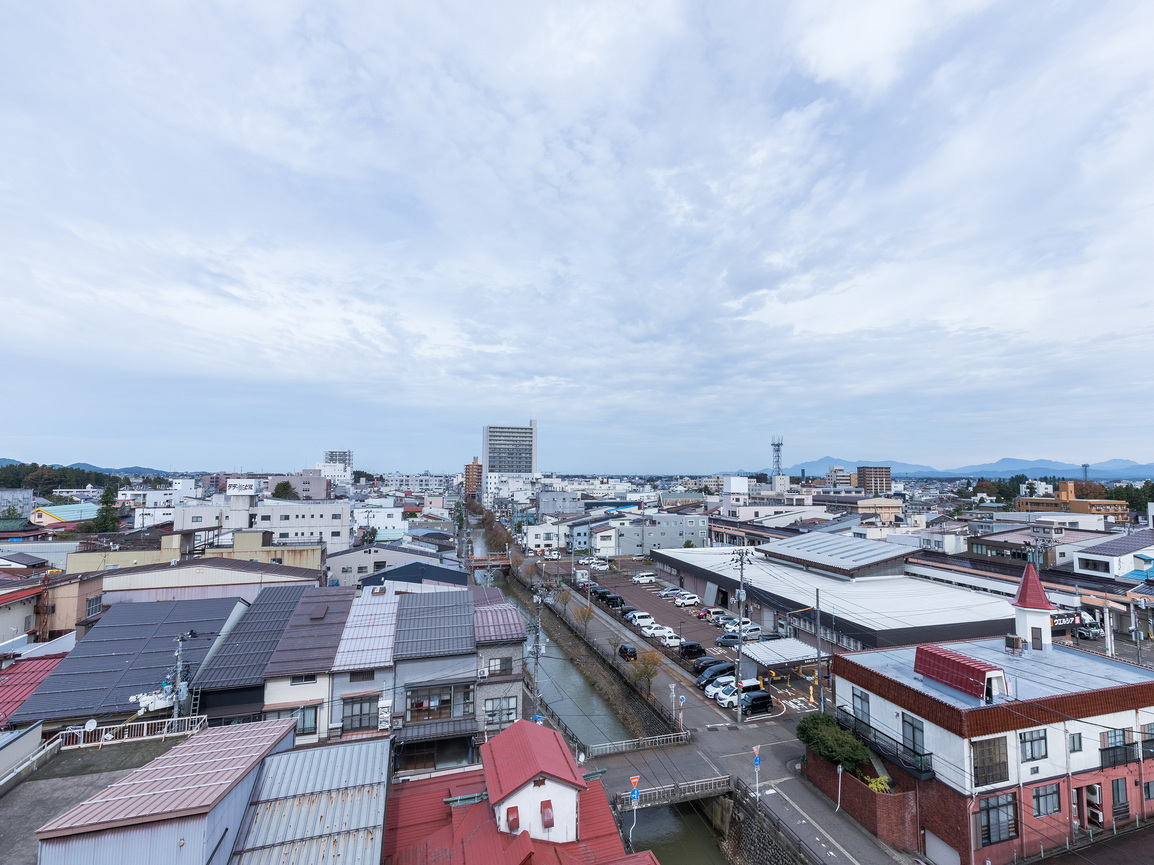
<box><xmin>659</xmin><ymin>633</ymin><xmax>682</xmax><ymax>648</ymax></box>
<box><xmin>716</xmin><ymin>679</ymin><xmax>761</xmax><ymax>709</ymax></box>
<box><xmin>631</xmin><ymin>572</ymin><xmax>657</xmax><ymax>584</ymax></box>
<box><xmin>590</xmin><ymin>562</ymin><xmax>609</xmax><ymax>572</ymax></box>
<box><xmin>704</xmin><ymin>675</ymin><xmax>735</xmax><ymax>700</ymax></box>
<box><xmin>674</xmin><ymin>593</ymin><xmax>700</xmax><ymax>607</ymax></box>
<box><xmin>723</xmin><ymin>618</ymin><xmax>753</xmax><ymax>633</ymax></box>
<box><xmin>739</xmin><ymin>625</ymin><xmax>763</xmax><ymax>640</ymax></box>
<box><xmin>630</xmin><ymin>612</ymin><xmax>655</xmax><ymax>628</ymax></box>
<box><xmin>641</xmin><ymin>623</ymin><xmax>676</xmax><ymax>639</ymax></box>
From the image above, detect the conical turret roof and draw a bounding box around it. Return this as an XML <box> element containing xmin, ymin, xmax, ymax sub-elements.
<box><xmin>1012</xmin><ymin>563</ymin><xmax>1056</xmax><ymax>611</ymax></box>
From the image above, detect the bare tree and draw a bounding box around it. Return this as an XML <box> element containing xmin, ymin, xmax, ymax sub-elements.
<box><xmin>574</xmin><ymin>604</ymin><xmax>594</xmax><ymax>637</ymax></box>
<box><xmin>631</xmin><ymin>649</ymin><xmax>664</xmax><ymax>695</ymax></box>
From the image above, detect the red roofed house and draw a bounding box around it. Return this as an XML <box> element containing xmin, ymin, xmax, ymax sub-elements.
<box><xmin>0</xmin><ymin>653</ymin><xmax>67</xmax><ymax>727</ymax></box>
<box><xmin>814</xmin><ymin>564</ymin><xmax>1154</xmax><ymax>865</ymax></box>
<box><xmin>385</xmin><ymin>719</ymin><xmax>659</xmax><ymax>865</ymax></box>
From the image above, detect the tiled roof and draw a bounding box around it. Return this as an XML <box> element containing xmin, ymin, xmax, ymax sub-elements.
<box><xmin>474</xmin><ymin>604</ymin><xmax>527</xmax><ymax>645</ymax></box>
<box><xmin>194</xmin><ymin>585</ymin><xmax>307</xmax><ymax>690</ymax></box>
<box><xmin>36</xmin><ymin>719</ymin><xmax>297</xmax><ymax>840</ymax></box>
<box><xmin>10</xmin><ymin>597</ymin><xmax>244</xmax><ymax>724</ymax></box>
<box><xmin>331</xmin><ymin>586</ymin><xmax>400</xmax><ymax>672</ymax></box>
<box><xmin>263</xmin><ymin>586</ymin><xmax>356</xmax><ymax>678</ymax></box>
<box><xmin>0</xmin><ymin>653</ymin><xmax>67</xmax><ymax>725</ymax></box>
<box><xmin>393</xmin><ymin>591</ymin><xmax>474</xmax><ymax>660</ymax></box>
<box><xmin>1012</xmin><ymin>563</ymin><xmax>1057</xmax><ymax>610</ymax></box>
<box><xmin>1079</xmin><ymin>529</ymin><xmax>1154</xmax><ymax>558</ymax></box>
<box><xmin>480</xmin><ymin>719</ymin><xmax>587</xmax><ymax>804</ymax></box>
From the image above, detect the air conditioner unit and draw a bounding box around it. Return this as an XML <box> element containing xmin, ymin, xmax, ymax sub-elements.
<box><xmin>478</xmin><ymin>668</ymin><xmax>489</xmax><ymax>679</ymax></box>
<box><xmin>392</xmin><ymin>718</ymin><xmax>404</xmax><ymax>730</ymax></box>
<box><xmin>1086</xmin><ymin>783</ymin><xmax>1102</xmax><ymax>805</ymax></box>
<box><xmin>1088</xmin><ymin>806</ymin><xmax>1104</xmax><ymax>827</ymax></box>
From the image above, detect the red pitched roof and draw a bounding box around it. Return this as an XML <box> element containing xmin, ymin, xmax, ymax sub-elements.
<box><xmin>913</xmin><ymin>645</ymin><xmax>1001</xmax><ymax>699</ymax></box>
<box><xmin>0</xmin><ymin>653</ymin><xmax>67</xmax><ymax>725</ymax></box>
<box><xmin>1012</xmin><ymin>563</ymin><xmax>1056</xmax><ymax>610</ymax></box>
<box><xmin>479</xmin><ymin>720</ymin><xmax>587</xmax><ymax>804</ymax></box>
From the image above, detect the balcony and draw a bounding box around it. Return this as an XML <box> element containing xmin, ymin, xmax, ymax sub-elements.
<box><xmin>835</xmin><ymin>706</ymin><xmax>935</xmax><ymax>780</ymax></box>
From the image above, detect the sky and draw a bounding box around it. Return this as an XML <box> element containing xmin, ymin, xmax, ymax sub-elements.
<box><xmin>3</xmin><ymin>2</ymin><xmax>1154</xmax><ymax>475</ymax></box>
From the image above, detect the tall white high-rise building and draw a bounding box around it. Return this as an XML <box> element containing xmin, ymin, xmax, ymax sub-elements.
<box><xmin>481</xmin><ymin>421</ymin><xmax>538</xmax><ymax>506</ymax></box>
<box><xmin>323</xmin><ymin>450</ymin><xmax>354</xmax><ymax>471</ymax></box>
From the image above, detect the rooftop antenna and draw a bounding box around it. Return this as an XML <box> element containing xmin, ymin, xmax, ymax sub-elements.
<box><xmin>771</xmin><ymin>436</ymin><xmax>784</xmax><ymax>477</ymax></box>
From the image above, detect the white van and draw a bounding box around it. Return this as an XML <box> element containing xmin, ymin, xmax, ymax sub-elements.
<box><xmin>574</xmin><ymin>569</ymin><xmax>591</xmax><ymax>585</ymax></box>
<box><xmin>630</xmin><ymin>612</ymin><xmax>655</xmax><ymax>628</ymax></box>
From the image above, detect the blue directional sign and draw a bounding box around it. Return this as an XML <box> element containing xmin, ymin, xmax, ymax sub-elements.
<box><xmin>679</xmin><ymin>695</ymin><xmax>685</xmax><ymax>706</ymax></box>
<box><xmin>754</xmin><ymin>755</ymin><xmax>761</xmax><ymax>768</ymax></box>
<box><xmin>630</xmin><ymin>788</ymin><xmax>640</xmax><ymax>801</ymax></box>
<box><xmin>533</xmin><ymin>714</ymin><xmax>543</xmax><ymax>723</ymax></box>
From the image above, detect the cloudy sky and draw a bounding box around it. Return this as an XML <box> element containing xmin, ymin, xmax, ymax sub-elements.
<box><xmin>4</xmin><ymin>2</ymin><xmax>1153</xmax><ymax>474</ymax></box>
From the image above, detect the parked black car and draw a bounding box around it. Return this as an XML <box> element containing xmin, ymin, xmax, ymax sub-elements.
<box><xmin>678</xmin><ymin>641</ymin><xmax>706</xmax><ymax>660</ymax></box>
<box><xmin>592</xmin><ymin>588</ymin><xmax>611</xmax><ymax>601</ymax></box>
<box><xmin>740</xmin><ymin>690</ymin><xmax>774</xmax><ymax>716</ymax></box>
<box><xmin>695</xmin><ymin>661</ymin><xmax>735</xmax><ymax>689</ymax></box>
<box><xmin>618</xmin><ymin>643</ymin><xmax>638</xmax><ymax>661</ymax></box>
<box><xmin>603</xmin><ymin>593</ymin><xmax>624</xmax><ymax>609</ymax></box>
<box><xmin>692</xmin><ymin>656</ymin><xmax>727</xmax><ymax>674</ymax></box>
<box><xmin>619</xmin><ymin>605</ymin><xmax>639</xmax><ymax>618</ymax></box>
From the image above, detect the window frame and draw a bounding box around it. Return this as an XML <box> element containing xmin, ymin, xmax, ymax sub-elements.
<box><xmin>973</xmin><ymin>737</ymin><xmax>1010</xmax><ymax>787</ymax></box>
<box><xmin>979</xmin><ymin>792</ymin><xmax>1019</xmax><ymax>846</ymax></box>
<box><xmin>342</xmin><ymin>696</ymin><xmax>379</xmax><ymax>732</ymax></box>
<box><xmin>1032</xmin><ymin>784</ymin><xmax>1060</xmax><ymax>817</ymax></box>
<box><xmin>266</xmin><ymin>706</ymin><xmax>317</xmax><ymax>735</ymax></box>
<box><xmin>1019</xmin><ymin>728</ymin><xmax>1047</xmax><ymax>763</ymax></box>
<box><xmin>488</xmin><ymin>656</ymin><xmax>514</xmax><ymax>676</ymax></box>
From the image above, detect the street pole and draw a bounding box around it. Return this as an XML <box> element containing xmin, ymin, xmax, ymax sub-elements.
<box><xmin>816</xmin><ymin>588</ymin><xmax>824</xmax><ymax>715</ymax></box>
<box><xmin>732</xmin><ymin>548</ymin><xmax>752</xmax><ymax>724</ymax></box>
<box><xmin>172</xmin><ymin>634</ymin><xmax>184</xmax><ymax>721</ymax></box>
<box><xmin>532</xmin><ymin>590</ymin><xmax>543</xmax><ymax>719</ymax></box>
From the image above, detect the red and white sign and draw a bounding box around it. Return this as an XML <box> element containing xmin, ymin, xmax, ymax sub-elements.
<box><xmin>630</xmin><ymin>776</ymin><xmax>640</xmax><ymax>789</ymax></box>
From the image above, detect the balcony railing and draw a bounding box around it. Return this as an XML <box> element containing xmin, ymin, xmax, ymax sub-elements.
<box><xmin>835</xmin><ymin>707</ymin><xmax>935</xmax><ymax>779</ymax></box>
<box><xmin>1100</xmin><ymin>744</ymin><xmax>1140</xmax><ymax>768</ymax></box>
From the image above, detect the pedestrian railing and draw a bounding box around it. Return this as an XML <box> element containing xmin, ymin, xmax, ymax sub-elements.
<box><xmin>587</xmin><ymin>730</ymin><xmax>691</xmax><ymax>757</ymax></box>
<box><xmin>616</xmin><ymin>774</ymin><xmax>732</xmax><ymax>809</ymax></box>
<box><xmin>54</xmin><ymin>714</ymin><xmax>207</xmax><ymax>749</ymax></box>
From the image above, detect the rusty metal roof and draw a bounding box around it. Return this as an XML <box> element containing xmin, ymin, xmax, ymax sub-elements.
<box><xmin>36</xmin><ymin>718</ymin><xmax>297</xmax><ymax>840</ymax></box>
<box><xmin>262</xmin><ymin>586</ymin><xmax>355</xmax><ymax>678</ymax></box>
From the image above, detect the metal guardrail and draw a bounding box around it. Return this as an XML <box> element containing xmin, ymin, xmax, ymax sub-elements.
<box><xmin>616</xmin><ymin>774</ymin><xmax>732</xmax><ymax>809</ymax></box>
<box><xmin>731</xmin><ymin>777</ymin><xmax>825</xmax><ymax>865</ymax></box>
<box><xmin>53</xmin><ymin>714</ymin><xmax>207</xmax><ymax>749</ymax></box>
<box><xmin>587</xmin><ymin>730</ymin><xmax>691</xmax><ymax>757</ymax></box>
<box><xmin>835</xmin><ymin>706</ymin><xmax>934</xmax><ymax>778</ymax></box>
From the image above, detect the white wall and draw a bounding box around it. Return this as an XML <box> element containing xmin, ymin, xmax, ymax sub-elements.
<box><xmin>263</xmin><ymin>674</ymin><xmax>331</xmax><ymax>743</ymax></box>
<box><xmin>494</xmin><ymin>778</ymin><xmax>580</xmax><ymax>843</ymax></box>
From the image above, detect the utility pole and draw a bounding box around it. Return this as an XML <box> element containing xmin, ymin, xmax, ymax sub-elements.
<box><xmin>731</xmin><ymin>547</ymin><xmax>753</xmax><ymax>724</ymax></box>
<box><xmin>531</xmin><ymin>588</ymin><xmax>544</xmax><ymax>719</ymax></box>
<box><xmin>815</xmin><ymin>588</ymin><xmax>824</xmax><ymax>715</ymax></box>
<box><xmin>171</xmin><ymin>629</ymin><xmax>198</xmax><ymax>720</ymax></box>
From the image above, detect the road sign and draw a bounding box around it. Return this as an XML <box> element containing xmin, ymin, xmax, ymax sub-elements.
<box><xmin>533</xmin><ymin>714</ymin><xmax>543</xmax><ymax>723</ymax></box>
<box><xmin>630</xmin><ymin>775</ymin><xmax>640</xmax><ymax>789</ymax></box>
<box><xmin>754</xmin><ymin>755</ymin><xmax>761</xmax><ymax>768</ymax></box>
<box><xmin>630</xmin><ymin>788</ymin><xmax>639</xmax><ymax>801</ymax></box>
<box><xmin>753</xmin><ymin>745</ymin><xmax>760</xmax><ymax>757</ymax></box>
<box><xmin>679</xmin><ymin>695</ymin><xmax>685</xmax><ymax>706</ymax></box>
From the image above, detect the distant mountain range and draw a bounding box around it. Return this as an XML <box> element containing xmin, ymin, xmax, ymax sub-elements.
<box><xmin>0</xmin><ymin>458</ymin><xmax>169</xmax><ymax>476</ymax></box>
<box><xmin>761</xmin><ymin>457</ymin><xmax>1154</xmax><ymax>480</ymax></box>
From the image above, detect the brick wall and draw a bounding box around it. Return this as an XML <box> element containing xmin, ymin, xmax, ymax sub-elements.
<box><xmin>884</xmin><ymin>756</ymin><xmax>972</xmax><ymax>860</ymax></box>
<box><xmin>802</xmin><ymin>748</ymin><xmax>918</xmax><ymax>850</ymax></box>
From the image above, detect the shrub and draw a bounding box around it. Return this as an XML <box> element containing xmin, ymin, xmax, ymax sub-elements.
<box><xmin>797</xmin><ymin>712</ymin><xmax>870</xmax><ymax>769</ymax></box>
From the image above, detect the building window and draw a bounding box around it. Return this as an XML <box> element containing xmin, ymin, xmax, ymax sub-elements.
<box><xmin>266</xmin><ymin>706</ymin><xmax>317</xmax><ymax>735</ymax></box>
<box><xmin>357</xmin><ymin>566</ymin><xmax>368</xmax><ymax>574</ymax></box>
<box><xmin>485</xmin><ymin>696</ymin><xmax>517</xmax><ymax>725</ymax></box>
<box><xmin>290</xmin><ymin>674</ymin><xmax>317</xmax><ymax>685</ymax></box>
<box><xmin>488</xmin><ymin>657</ymin><xmax>513</xmax><ymax>675</ymax></box>
<box><xmin>1033</xmin><ymin>784</ymin><xmax>1060</xmax><ymax>817</ymax></box>
<box><xmin>979</xmin><ymin>793</ymin><xmax>1019</xmax><ymax>845</ymax></box>
<box><xmin>1069</xmin><ymin>732</ymin><xmax>1082</xmax><ymax>752</ymax></box>
<box><xmin>1020</xmin><ymin>729</ymin><xmax>1047</xmax><ymax>762</ymax></box>
<box><xmin>973</xmin><ymin>737</ymin><xmax>1009</xmax><ymax>787</ymax></box>
<box><xmin>341</xmin><ymin>566</ymin><xmax>352</xmax><ymax>574</ymax></box>
<box><xmin>86</xmin><ymin>594</ymin><xmax>103</xmax><ymax>618</ymax></box>
<box><xmin>852</xmin><ymin>687</ymin><xmax>870</xmax><ymax>727</ymax></box>
<box><xmin>342</xmin><ymin>696</ymin><xmax>379</xmax><ymax>732</ymax></box>
<box><xmin>1144</xmin><ymin>781</ymin><xmax>1154</xmax><ymax>802</ymax></box>
<box><xmin>261</xmin><ymin>515</ymin><xmax>271</xmax><ymax>522</ymax></box>
<box><xmin>902</xmin><ymin>714</ymin><xmax>924</xmax><ymax>754</ymax></box>
<box><xmin>331</xmin><ymin>530</ymin><xmax>340</xmax><ymax>537</ymax></box>
<box><xmin>406</xmin><ymin>684</ymin><xmax>474</xmax><ymax>722</ymax></box>
<box><xmin>332</xmin><ymin>513</ymin><xmax>340</xmax><ymax>519</ymax></box>
<box><xmin>280</xmin><ymin>514</ymin><xmax>290</xmax><ymax>521</ymax></box>
<box><xmin>279</xmin><ymin>532</ymin><xmax>289</xmax><ymax>539</ymax></box>
<box><xmin>1101</xmin><ymin>728</ymin><xmax>1135</xmax><ymax>767</ymax></box>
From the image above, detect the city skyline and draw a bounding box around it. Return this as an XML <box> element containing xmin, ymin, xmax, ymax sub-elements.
<box><xmin>4</xmin><ymin>4</ymin><xmax>1153</xmax><ymax>472</ymax></box>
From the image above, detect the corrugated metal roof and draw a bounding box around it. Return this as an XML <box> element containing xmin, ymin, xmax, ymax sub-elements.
<box><xmin>33</xmin><ymin>504</ymin><xmax>98</xmax><ymax>522</ymax></box>
<box><xmin>1079</xmin><ymin>529</ymin><xmax>1154</xmax><ymax>557</ymax></box>
<box><xmin>195</xmin><ymin>586</ymin><xmax>308</xmax><ymax>690</ymax></box>
<box><xmin>0</xmin><ymin>653</ymin><xmax>67</xmax><ymax>725</ymax></box>
<box><xmin>758</xmin><ymin>532</ymin><xmax>910</xmax><ymax>571</ymax></box>
<box><xmin>332</xmin><ymin>587</ymin><xmax>400</xmax><ymax>672</ymax></box>
<box><xmin>10</xmin><ymin>597</ymin><xmax>245</xmax><ymax>724</ymax></box>
<box><xmin>72</xmin><ymin>557</ymin><xmax>321</xmax><ymax>582</ymax></box>
<box><xmin>36</xmin><ymin>719</ymin><xmax>297</xmax><ymax>840</ymax></box>
<box><xmin>393</xmin><ymin>591</ymin><xmax>474</xmax><ymax>659</ymax></box>
<box><xmin>473</xmin><ymin>603</ymin><xmax>527</xmax><ymax>645</ymax></box>
<box><xmin>228</xmin><ymin>738</ymin><xmax>389</xmax><ymax>865</ymax></box>
<box><xmin>263</xmin><ymin>586</ymin><xmax>355</xmax><ymax>678</ymax></box>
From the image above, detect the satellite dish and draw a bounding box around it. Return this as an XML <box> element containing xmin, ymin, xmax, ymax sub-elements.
<box><xmin>83</xmin><ymin>719</ymin><xmax>98</xmax><ymax>732</ymax></box>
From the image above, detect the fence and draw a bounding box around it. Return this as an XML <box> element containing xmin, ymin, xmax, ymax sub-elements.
<box><xmin>53</xmin><ymin>714</ymin><xmax>207</xmax><ymax>749</ymax></box>
<box><xmin>731</xmin><ymin>777</ymin><xmax>826</xmax><ymax>865</ymax></box>
<box><xmin>616</xmin><ymin>774</ymin><xmax>732</xmax><ymax>810</ymax></box>
<box><xmin>587</xmin><ymin>730</ymin><xmax>691</xmax><ymax>757</ymax></box>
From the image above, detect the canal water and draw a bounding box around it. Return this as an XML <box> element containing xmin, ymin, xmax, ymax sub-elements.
<box><xmin>470</xmin><ymin>519</ymin><xmax>728</xmax><ymax>865</ymax></box>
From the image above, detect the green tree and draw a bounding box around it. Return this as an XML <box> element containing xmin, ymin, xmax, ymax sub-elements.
<box><xmin>1</xmin><ymin>503</ymin><xmax>22</xmax><ymax>520</ymax></box>
<box><xmin>88</xmin><ymin>484</ymin><xmax>121</xmax><ymax>533</ymax></box>
<box><xmin>23</xmin><ymin>466</ymin><xmax>58</xmax><ymax>496</ymax></box>
<box><xmin>683</xmin><ymin>539</ymin><xmax>696</xmax><ymax>548</ymax></box>
<box><xmin>753</xmin><ymin>473</ymin><xmax>769</xmax><ymax>484</ymax></box>
<box><xmin>271</xmin><ymin>481</ymin><xmax>300</xmax><ymax>500</ymax></box>
<box><xmin>630</xmin><ymin>649</ymin><xmax>664</xmax><ymax>695</ymax></box>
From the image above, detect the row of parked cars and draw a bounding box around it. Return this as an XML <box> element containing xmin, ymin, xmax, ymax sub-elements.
<box><xmin>692</xmin><ymin>657</ymin><xmax>774</xmax><ymax>717</ymax></box>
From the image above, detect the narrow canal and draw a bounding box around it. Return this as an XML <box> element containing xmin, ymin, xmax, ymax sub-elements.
<box><xmin>469</xmin><ymin>517</ymin><xmax>727</xmax><ymax>865</ymax></box>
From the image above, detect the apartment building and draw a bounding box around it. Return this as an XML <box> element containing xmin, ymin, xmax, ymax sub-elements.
<box><xmin>1015</xmin><ymin>481</ymin><xmax>1128</xmax><ymax>520</ymax></box>
<box><xmin>857</xmin><ymin>466</ymin><xmax>893</xmax><ymax>496</ymax></box>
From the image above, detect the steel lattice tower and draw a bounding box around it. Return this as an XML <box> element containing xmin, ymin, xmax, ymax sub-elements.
<box><xmin>771</xmin><ymin>437</ymin><xmax>784</xmax><ymax>476</ymax></box>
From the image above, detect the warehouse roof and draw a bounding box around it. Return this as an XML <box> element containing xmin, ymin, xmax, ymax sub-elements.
<box><xmin>10</xmin><ymin>597</ymin><xmax>244</xmax><ymax>724</ymax></box>
<box><xmin>263</xmin><ymin>586</ymin><xmax>355</xmax><ymax>679</ymax></box>
<box><xmin>36</xmin><ymin>719</ymin><xmax>296</xmax><ymax>840</ymax></box>
<box><xmin>757</xmin><ymin>532</ymin><xmax>910</xmax><ymax>575</ymax></box>
<box><xmin>393</xmin><ymin>591</ymin><xmax>474</xmax><ymax>660</ymax></box>
<box><xmin>228</xmin><ymin>737</ymin><xmax>389</xmax><ymax>865</ymax></box>
<box><xmin>195</xmin><ymin>585</ymin><xmax>307</xmax><ymax>690</ymax></box>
